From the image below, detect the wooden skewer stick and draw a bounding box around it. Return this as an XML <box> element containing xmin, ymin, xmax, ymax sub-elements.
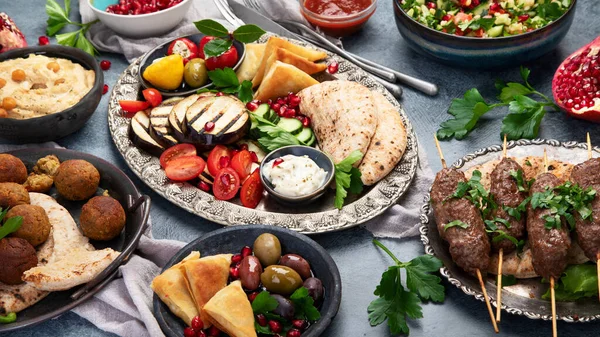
<box><xmin>544</xmin><ymin>149</ymin><xmax>558</xmax><ymax>337</ymax></box>
<box><xmin>587</xmin><ymin>132</ymin><xmax>592</xmax><ymax>161</ymax></box>
<box><xmin>496</xmin><ymin>134</ymin><xmax>508</xmax><ymax>323</ymax></box>
<box><xmin>585</xmin><ymin>133</ymin><xmax>600</xmax><ymax>303</ymax></box>
<box><xmin>434</xmin><ymin>134</ymin><xmax>499</xmax><ymax>334</ymax></box>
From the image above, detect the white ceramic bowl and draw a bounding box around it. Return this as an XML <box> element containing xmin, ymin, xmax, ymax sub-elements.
<box><xmin>88</xmin><ymin>0</ymin><xmax>193</xmax><ymax>38</ymax></box>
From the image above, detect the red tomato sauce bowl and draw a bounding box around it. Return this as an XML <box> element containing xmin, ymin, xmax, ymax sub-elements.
<box><xmin>299</xmin><ymin>0</ymin><xmax>377</xmax><ymax>37</ymax></box>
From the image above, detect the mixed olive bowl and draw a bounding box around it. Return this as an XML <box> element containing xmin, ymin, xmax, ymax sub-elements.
<box><xmin>393</xmin><ymin>0</ymin><xmax>577</xmax><ymax>68</ymax></box>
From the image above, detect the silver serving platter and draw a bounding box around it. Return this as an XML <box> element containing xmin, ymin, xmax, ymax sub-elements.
<box><xmin>420</xmin><ymin>138</ymin><xmax>600</xmax><ymax>322</ymax></box>
<box><xmin>107</xmin><ymin>33</ymin><xmax>418</xmax><ymax>234</ymax></box>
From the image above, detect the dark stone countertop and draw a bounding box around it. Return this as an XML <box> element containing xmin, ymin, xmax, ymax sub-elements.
<box><xmin>2</xmin><ymin>0</ymin><xmax>600</xmax><ymax>336</ymax></box>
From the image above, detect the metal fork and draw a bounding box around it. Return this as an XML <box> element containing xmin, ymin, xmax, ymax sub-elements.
<box><xmin>242</xmin><ymin>0</ymin><xmax>439</xmax><ymax>97</ymax></box>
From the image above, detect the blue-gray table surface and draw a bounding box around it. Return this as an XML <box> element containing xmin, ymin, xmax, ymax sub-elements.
<box><xmin>3</xmin><ymin>0</ymin><xmax>600</xmax><ymax>336</ymax></box>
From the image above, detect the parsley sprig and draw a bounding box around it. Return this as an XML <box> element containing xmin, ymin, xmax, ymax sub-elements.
<box><xmin>531</xmin><ymin>182</ymin><xmax>596</xmax><ymax>230</ymax></box>
<box><xmin>46</xmin><ymin>0</ymin><xmax>99</xmax><ymax>55</ymax></box>
<box><xmin>368</xmin><ymin>240</ymin><xmax>445</xmax><ymax>335</ymax></box>
<box><xmin>251</xmin><ymin>288</ymin><xmax>320</xmax><ymax>335</ymax></box>
<box><xmin>334</xmin><ymin>151</ymin><xmax>363</xmax><ymax>209</ymax></box>
<box><xmin>193</xmin><ymin>19</ymin><xmax>265</xmax><ymax>58</ymax></box>
<box><xmin>437</xmin><ymin>67</ymin><xmax>560</xmax><ymax>141</ymax></box>
<box><xmin>447</xmin><ymin>170</ymin><xmax>497</xmax><ymax>219</ymax></box>
<box><xmin>249</xmin><ymin>112</ymin><xmax>306</xmax><ymax>151</ymax></box>
<box><xmin>198</xmin><ymin>68</ymin><xmax>254</xmax><ymax>103</ymax></box>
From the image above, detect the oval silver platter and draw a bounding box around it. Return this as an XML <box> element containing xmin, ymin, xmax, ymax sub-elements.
<box><xmin>107</xmin><ymin>33</ymin><xmax>418</xmax><ymax>234</ymax></box>
<box><xmin>420</xmin><ymin>138</ymin><xmax>600</xmax><ymax>322</ymax></box>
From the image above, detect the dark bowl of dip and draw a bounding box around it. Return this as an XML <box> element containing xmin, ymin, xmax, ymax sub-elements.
<box><xmin>299</xmin><ymin>0</ymin><xmax>377</xmax><ymax>37</ymax></box>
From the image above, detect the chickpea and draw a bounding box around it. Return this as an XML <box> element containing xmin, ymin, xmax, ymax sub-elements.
<box><xmin>12</xmin><ymin>69</ymin><xmax>26</xmax><ymax>82</ymax></box>
<box><xmin>46</xmin><ymin>62</ymin><xmax>60</xmax><ymax>73</ymax></box>
<box><xmin>54</xmin><ymin>78</ymin><xmax>66</xmax><ymax>85</ymax></box>
<box><xmin>2</xmin><ymin>97</ymin><xmax>17</xmax><ymax>110</ymax></box>
<box><xmin>0</xmin><ymin>108</ymin><xmax>7</xmax><ymax>118</ymax></box>
<box><xmin>0</xmin><ymin>78</ymin><xmax>6</xmax><ymax>89</ymax></box>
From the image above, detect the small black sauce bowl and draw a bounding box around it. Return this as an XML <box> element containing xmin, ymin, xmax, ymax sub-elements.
<box><xmin>259</xmin><ymin>145</ymin><xmax>335</xmax><ymax>206</ymax></box>
<box><xmin>138</xmin><ymin>34</ymin><xmax>246</xmax><ymax>97</ymax></box>
<box><xmin>0</xmin><ymin>45</ymin><xmax>103</xmax><ymax>143</ymax></box>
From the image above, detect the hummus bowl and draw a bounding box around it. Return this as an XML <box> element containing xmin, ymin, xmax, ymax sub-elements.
<box><xmin>0</xmin><ymin>45</ymin><xmax>103</xmax><ymax>143</ymax></box>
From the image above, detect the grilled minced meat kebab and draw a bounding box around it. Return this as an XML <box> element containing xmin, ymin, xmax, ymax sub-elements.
<box><xmin>431</xmin><ymin>168</ymin><xmax>490</xmax><ymax>275</ymax></box>
<box><xmin>570</xmin><ymin>158</ymin><xmax>600</xmax><ymax>262</ymax></box>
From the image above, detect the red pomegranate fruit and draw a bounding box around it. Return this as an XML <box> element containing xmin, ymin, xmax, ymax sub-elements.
<box><xmin>552</xmin><ymin>36</ymin><xmax>600</xmax><ymax>122</ymax></box>
<box><xmin>0</xmin><ymin>13</ymin><xmax>27</xmax><ymax>53</ymax></box>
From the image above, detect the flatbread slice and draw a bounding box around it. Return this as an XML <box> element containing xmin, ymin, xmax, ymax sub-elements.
<box><xmin>298</xmin><ymin>80</ymin><xmax>378</xmax><ymax>165</ymax></box>
<box><xmin>254</xmin><ymin>61</ymin><xmax>319</xmax><ymax>102</ymax></box>
<box><xmin>151</xmin><ymin>251</ymin><xmax>200</xmax><ymax>326</ymax></box>
<box><xmin>236</xmin><ymin>43</ymin><xmax>266</xmax><ymax>82</ymax></box>
<box><xmin>183</xmin><ymin>254</ymin><xmax>232</xmax><ymax>325</ymax></box>
<box><xmin>359</xmin><ymin>92</ymin><xmax>408</xmax><ymax>185</ymax></box>
<box><xmin>202</xmin><ymin>280</ymin><xmax>256</xmax><ymax>337</ymax></box>
<box><xmin>252</xmin><ymin>36</ymin><xmax>326</xmax><ymax>88</ymax></box>
<box><xmin>253</xmin><ymin>47</ymin><xmax>326</xmax><ymax>87</ymax></box>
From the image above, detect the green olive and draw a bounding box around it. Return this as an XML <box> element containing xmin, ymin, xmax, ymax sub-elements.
<box><xmin>253</xmin><ymin>233</ymin><xmax>281</xmax><ymax>267</ymax></box>
<box><xmin>183</xmin><ymin>58</ymin><xmax>208</xmax><ymax>88</ymax></box>
<box><xmin>260</xmin><ymin>265</ymin><xmax>303</xmax><ymax>295</ymax></box>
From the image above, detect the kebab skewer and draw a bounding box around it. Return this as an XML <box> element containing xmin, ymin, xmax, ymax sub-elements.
<box><xmin>432</xmin><ymin>135</ymin><xmax>499</xmax><ymax>333</ymax></box>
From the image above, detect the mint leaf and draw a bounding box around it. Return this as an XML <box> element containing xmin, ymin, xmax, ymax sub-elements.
<box><xmin>437</xmin><ymin>89</ymin><xmax>492</xmax><ymax>140</ymax></box>
<box><xmin>204</xmin><ymin>38</ymin><xmax>233</xmax><ymax>59</ymax></box>
<box><xmin>193</xmin><ymin>19</ymin><xmax>229</xmax><ymax>37</ymax></box>
<box><xmin>207</xmin><ymin>68</ymin><xmax>239</xmax><ymax>88</ymax></box>
<box><xmin>501</xmin><ymin>105</ymin><xmax>546</xmax><ymax>140</ymax></box>
<box><xmin>232</xmin><ymin>24</ymin><xmax>266</xmax><ymax>43</ymax></box>
<box><xmin>252</xmin><ymin>291</ymin><xmax>279</xmax><ymax>314</ymax></box>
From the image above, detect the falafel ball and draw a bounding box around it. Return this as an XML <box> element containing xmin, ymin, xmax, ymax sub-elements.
<box><xmin>23</xmin><ymin>173</ymin><xmax>54</xmax><ymax>193</ymax></box>
<box><xmin>54</xmin><ymin>160</ymin><xmax>100</xmax><ymax>201</ymax></box>
<box><xmin>6</xmin><ymin>204</ymin><xmax>51</xmax><ymax>247</ymax></box>
<box><xmin>0</xmin><ymin>182</ymin><xmax>30</xmax><ymax>208</ymax></box>
<box><xmin>0</xmin><ymin>154</ymin><xmax>27</xmax><ymax>184</ymax></box>
<box><xmin>33</xmin><ymin>155</ymin><xmax>61</xmax><ymax>177</ymax></box>
<box><xmin>80</xmin><ymin>196</ymin><xmax>126</xmax><ymax>241</ymax></box>
<box><xmin>0</xmin><ymin>237</ymin><xmax>38</xmax><ymax>285</ymax></box>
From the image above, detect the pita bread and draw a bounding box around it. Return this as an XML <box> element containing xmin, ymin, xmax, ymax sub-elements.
<box><xmin>298</xmin><ymin>80</ymin><xmax>378</xmax><ymax>165</ymax></box>
<box><xmin>151</xmin><ymin>251</ymin><xmax>200</xmax><ymax>326</ymax></box>
<box><xmin>252</xmin><ymin>47</ymin><xmax>326</xmax><ymax>87</ymax></box>
<box><xmin>202</xmin><ymin>281</ymin><xmax>257</xmax><ymax>337</ymax></box>
<box><xmin>359</xmin><ymin>92</ymin><xmax>408</xmax><ymax>185</ymax></box>
<box><xmin>236</xmin><ymin>43</ymin><xmax>266</xmax><ymax>82</ymax></box>
<box><xmin>252</xmin><ymin>36</ymin><xmax>327</xmax><ymax>88</ymax></box>
<box><xmin>183</xmin><ymin>254</ymin><xmax>232</xmax><ymax>326</ymax></box>
<box><xmin>22</xmin><ymin>193</ymin><xmax>119</xmax><ymax>291</ymax></box>
<box><xmin>254</xmin><ymin>61</ymin><xmax>319</xmax><ymax>102</ymax></box>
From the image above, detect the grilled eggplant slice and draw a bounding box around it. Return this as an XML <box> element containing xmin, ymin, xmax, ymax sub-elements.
<box><xmin>129</xmin><ymin>111</ymin><xmax>165</xmax><ymax>157</ymax></box>
<box><xmin>185</xmin><ymin>95</ymin><xmax>249</xmax><ymax>146</ymax></box>
<box><xmin>149</xmin><ymin>97</ymin><xmax>184</xmax><ymax>148</ymax></box>
<box><xmin>169</xmin><ymin>93</ymin><xmax>216</xmax><ymax>142</ymax></box>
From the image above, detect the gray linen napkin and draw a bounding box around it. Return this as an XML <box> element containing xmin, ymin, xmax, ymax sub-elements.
<box><xmin>0</xmin><ymin>142</ymin><xmax>186</xmax><ymax>337</ymax></box>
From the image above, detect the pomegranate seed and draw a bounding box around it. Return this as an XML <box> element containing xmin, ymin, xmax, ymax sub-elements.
<box><xmin>204</xmin><ymin>121</ymin><xmax>215</xmax><ymax>132</ymax></box>
<box><xmin>241</xmin><ymin>246</ymin><xmax>252</xmax><ymax>257</ymax></box>
<box><xmin>229</xmin><ymin>266</ymin><xmax>239</xmax><ymax>279</ymax></box>
<box><xmin>231</xmin><ymin>254</ymin><xmax>243</xmax><ymax>264</ymax></box>
<box><xmin>250</xmin><ymin>151</ymin><xmax>259</xmax><ymax>163</ymax></box>
<box><xmin>442</xmin><ymin>14</ymin><xmax>452</xmax><ymax>21</ymax></box>
<box><xmin>216</xmin><ymin>92</ymin><xmax>224</xmax><ymax>97</ymax></box>
<box><xmin>221</xmin><ymin>173</ymin><xmax>232</xmax><ymax>186</ymax></box>
<box><xmin>198</xmin><ymin>181</ymin><xmax>210</xmax><ymax>192</ymax></box>
<box><xmin>279</xmin><ymin>105</ymin><xmax>288</xmax><ymax>115</ymax></box>
<box><xmin>327</xmin><ymin>61</ymin><xmax>339</xmax><ymax>74</ymax></box>
<box><xmin>249</xmin><ymin>292</ymin><xmax>260</xmax><ymax>303</ymax></box>
<box><xmin>207</xmin><ymin>326</ymin><xmax>221</xmax><ymax>337</ymax></box>
<box><xmin>289</xmin><ymin>95</ymin><xmax>301</xmax><ymax>107</ymax></box>
<box><xmin>240</xmin><ymin>143</ymin><xmax>249</xmax><ymax>151</ymax></box>
<box><xmin>273</xmin><ymin>158</ymin><xmax>284</xmax><ymax>167</ymax></box>
<box><xmin>102</xmin><ymin>84</ymin><xmax>109</xmax><ymax>95</ymax></box>
<box><xmin>426</xmin><ymin>1</ymin><xmax>436</xmax><ymax>9</ymax></box>
<box><xmin>268</xmin><ymin>320</ymin><xmax>283</xmax><ymax>333</ymax></box>
<box><xmin>471</xmin><ymin>0</ymin><xmax>480</xmax><ymax>7</ymax></box>
<box><xmin>184</xmin><ymin>327</ymin><xmax>196</xmax><ymax>337</ymax></box>
<box><xmin>292</xmin><ymin>319</ymin><xmax>307</xmax><ymax>330</ymax></box>
<box><xmin>255</xmin><ymin>314</ymin><xmax>268</xmax><ymax>327</ymax></box>
<box><xmin>272</xmin><ymin>103</ymin><xmax>281</xmax><ymax>113</ymax></box>
<box><xmin>246</xmin><ymin>101</ymin><xmax>259</xmax><ymax>111</ymax></box>
<box><xmin>277</xmin><ymin>98</ymin><xmax>286</xmax><ymax>105</ymax></box>
<box><xmin>489</xmin><ymin>3</ymin><xmax>501</xmax><ymax>11</ymax></box>
<box><xmin>100</xmin><ymin>60</ymin><xmax>111</xmax><ymax>70</ymax></box>
<box><xmin>38</xmin><ymin>36</ymin><xmax>50</xmax><ymax>45</ymax></box>
<box><xmin>518</xmin><ymin>14</ymin><xmax>529</xmax><ymax>22</ymax></box>
<box><xmin>231</xmin><ymin>149</ymin><xmax>240</xmax><ymax>156</ymax></box>
<box><xmin>287</xmin><ymin>329</ymin><xmax>301</xmax><ymax>337</ymax></box>
<box><xmin>196</xmin><ymin>331</ymin><xmax>207</xmax><ymax>337</ymax></box>
<box><xmin>267</xmin><ymin>99</ymin><xmax>273</xmax><ymax>105</ymax></box>
<box><xmin>302</xmin><ymin>116</ymin><xmax>311</xmax><ymax>127</ymax></box>
<box><xmin>191</xmin><ymin>316</ymin><xmax>204</xmax><ymax>331</ymax></box>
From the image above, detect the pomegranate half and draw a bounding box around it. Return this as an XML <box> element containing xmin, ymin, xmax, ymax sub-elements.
<box><xmin>552</xmin><ymin>36</ymin><xmax>600</xmax><ymax>122</ymax></box>
<box><xmin>0</xmin><ymin>13</ymin><xmax>26</xmax><ymax>53</ymax></box>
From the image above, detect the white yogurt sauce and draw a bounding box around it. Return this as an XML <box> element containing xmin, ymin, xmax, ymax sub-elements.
<box><xmin>263</xmin><ymin>155</ymin><xmax>328</xmax><ymax>197</ymax></box>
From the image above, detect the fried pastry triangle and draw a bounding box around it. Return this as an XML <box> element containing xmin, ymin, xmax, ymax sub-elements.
<box><xmin>202</xmin><ymin>280</ymin><xmax>257</xmax><ymax>337</ymax></box>
<box><xmin>254</xmin><ymin>61</ymin><xmax>319</xmax><ymax>102</ymax></box>
<box><xmin>252</xmin><ymin>47</ymin><xmax>326</xmax><ymax>87</ymax></box>
<box><xmin>236</xmin><ymin>43</ymin><xmax>266</xmax><ymax>82</ymax></box>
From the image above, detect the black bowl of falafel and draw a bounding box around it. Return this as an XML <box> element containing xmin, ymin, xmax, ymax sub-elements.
<box><xmin>0</xmin><ymin>149</ymin><xmax>149</xmax><ymax>332</ymax></box>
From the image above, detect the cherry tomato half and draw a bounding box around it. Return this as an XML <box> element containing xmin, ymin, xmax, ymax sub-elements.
<box><xmin>119</xmin><ymin>100</ymin><xmax>150</xmax><ymax>113</ymax></box>
<box><xmin>142</xmin><ymin>88</ymin><xmax>163</xmax><ymax>107</ymax></box>
<box><xmin>205</xmin><ymin>46</ymin><xmax>238</xmax><ymax>71</ymax></box>
<box><xmin>240</xmin><ymin>169</ymin><xmax>263</xmax><ymax>208</ymax></box>
<box><xmin>164</xmin><ymin>156</ymin><xmax>206</xmax><ymax>182</ymax></box>
<box><xmin>231</xmin><ymin>149</ymin><xmax>253</xmax><ymax>180</ymax></box>
<box><xmin>213</xmin><ymin>167</ymin><xmax>240</xmax><ymax>200</ymax></box>
<box><xmin>198</xmin><ymin>36</ymin><xmax>217</xmax><ymax>59</ymax></box>
<box><xmin>207</xmin><ymin>145</ymin><xmax>233</xmax><ymax>177</ymax></box>
<box><xmin>159</xmin><ymin>143</ymin><xmax>197</xmax><ymax>169</ymax></box>
<box><xmin>167</xmin><ymin>38</ymin><xmax>199</xmax><ymax>64</ymax></box>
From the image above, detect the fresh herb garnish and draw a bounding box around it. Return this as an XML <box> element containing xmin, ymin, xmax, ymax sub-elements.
<box><xmin>290</xmin><ymin>287</ymin><xmax>321</xmax><ymax>321</ymax></box>
<box><xmin>46</xmin><ymin>0</ymin><xmax>99</xmax><ymax>55</ymax></box>
<box><xmin>368</xmin><ymin>240</ymin><xmax>445</xmax><ymax>335</ymax></box>
<box><xmin>510</xmin><ymin>170</ymin><xmax>534</xmax><ymax>192</ymax></box>
<box><xmin>437</xmin><ymin>67</ymin><xmax>560</xmax><ymax>141</ymax></box>
<box><xmin>444</xmin><ymin>219</ymin><xmax>469</xmax><ymax>231</ymax></box>
<box><xmin>0</xmin><ymin>208</ymin><xmax>23</xmax><ymax>240</ymax></box>
<box><xmin>251</xmin><ymin>288</ymin><xmax>320</xmax><ymax>334</ymax></box>
<box><xmin>333</xmin><ymin>151</ymin><xmax>364</xmax><ymax>209</ymax></box>
<box><xmin>503</xmin><ymin>197</ymin><xmax>531</xmax><ymax>222</ymax></box>
<box><xmin>249</xmin><ymin>112</ymin><xmax>304</xmax><ymax>151</ymax></box>
<box><xmin>531</xmin><ymin>182</ymin><xmax>596</xmax><ymax>230</ymax></box>
<box><xmin>194</xmin><ymin>19</ymin><xmax>265</xmax><ymax>58</ymax></box>
<box><xmin>542</xmin><ymin>263</ymin><xmax>598</xmax><ymax>301</ymax></box>
<box><xmin>252</xmin><ymin>291</ymin><xmax>279</xmax><ymax>314</ymax></box>
<box><xmin>497</xmin><ymin>275</ymin><xmax>518</xmax><ymax>288</ymax></box>
<box><xmin>525</xmin><ymin>160</ymin><xmax>532</xmax><ymax>167</ymax></box>
<box><xmin>483</xmin><ymin>217</ymin><xmax>525</xmax><ymax>251</ymax></box>
<box><xmin>0</xmin><ymin>312</ymin><xmax>16</xmax><ymax>324</ymax></box>
<box><xmin>448</xmin><ymin>170</ymin><xmax>497</xmax><ymax>219</ymax></box>
<box><xmin>199</xmin><ymin>68</ymin><xmax>254</xmax><ymax>103</ymax></box>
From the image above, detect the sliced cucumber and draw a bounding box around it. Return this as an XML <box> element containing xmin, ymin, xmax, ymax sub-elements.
<box><xmin>253</xmin><ymin>104</ymin><xmax>271</xmax><ymax>120</ymax></box>
<box><xmin>295</xmin><ymin>127</ymin><xmax>313</xmax><ymax>144</ymax></box>
<box><xmin>269</xmin><ymin>109</ymin><xmax>280</xmax><ymax>124</ymax></box>
<box><xmin>306</xmin><ymin>132</ymin><xmax>316</xmax><ymax>146</ymax></box>
<box><xmin>277</xmin><ymin>117</ymin><xmax>303</xmax><ymax>135</ymax></box>
<box><xmin>488</xmin><ymin>25</ymin><xmax>504</xmax><ymax>37</ymax></box>
<box><xmin>472</xmin><ymin>0</ymin><xmax>489</xmax><ymax>16</ymax></box>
